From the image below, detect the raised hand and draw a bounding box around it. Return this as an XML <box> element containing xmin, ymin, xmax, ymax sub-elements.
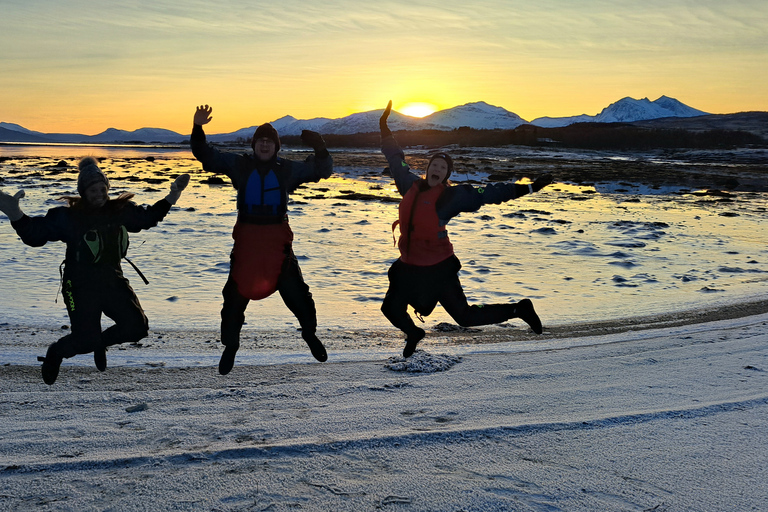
<box><xmin>380</xmin><ymin>100</ymin><xmax>392</xmax><ymax>136</ymax></box>
<box><xmin>194</xmin><ymin>105</ymin><xmax>213</xmax><ymax>126</ymax></box>
<box><xmin>0</xmin><ymin>189</ymin><xmax>25</xmax><ymax>221</ymax></box>
<box><xmin>300</xmin><ymin>130</ymin><xmax>326</xmax><ymax>152</ymax></box>
<box><xmin>165</xmin><ymin>174</ymin><xmax>191</xmax><ymax>205</ymax></box>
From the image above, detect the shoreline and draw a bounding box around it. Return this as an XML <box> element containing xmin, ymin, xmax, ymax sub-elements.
<box><xmin>3</xmin><ymin>297</ymin><xmax>768</xmax><ymax>370</ymax></box>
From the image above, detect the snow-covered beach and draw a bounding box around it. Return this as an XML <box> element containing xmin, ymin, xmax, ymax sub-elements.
<box><xmin>2</xmin><ymin>307</ymin><xmax>768</xmax><ymax>511</ymax></box>
<box><xmin>1</xmin><ymin>144</ymin><xmax>767</xmax><ymax>510</ymax></box>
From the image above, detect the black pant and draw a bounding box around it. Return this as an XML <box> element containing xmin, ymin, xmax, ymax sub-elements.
<box><xmin>381</xmin><ymin>256</ymin><xmax>515</xmax><ymax>336</ymax></box>
<box><xmin>220</xmin><ymin>250</ymin><xmax>317</xmax><ymax>347</ymax></box>
<box><xmin>52</xmin><ymin>269</ymin><xmax>149</xmax><ymax>359</ymax></box>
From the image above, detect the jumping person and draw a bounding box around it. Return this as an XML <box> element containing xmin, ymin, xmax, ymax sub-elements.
<box><xmin>379</xmin><ymin>101</ymin><xmax>552</xmax><ymax>357</ymax></box>
<box><xmin>0</xmin><ymin>157</ymin><xmax>190</xmax><ymax>384</ymax></box>
<box><xmin>190</xmin><ymin>105</ymin><xmax>333</xmax><ymax>375</ymax></box>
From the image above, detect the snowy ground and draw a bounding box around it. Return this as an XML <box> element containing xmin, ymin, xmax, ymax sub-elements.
<box><xmin>1</xmin><ymin>144</ymin><xmax>767</xmax><ymax>511</ymax></box>
<box><xmin>2</xmin><ymin>307</ymin><xmax>767</xmax><ymax>511</ymax></box>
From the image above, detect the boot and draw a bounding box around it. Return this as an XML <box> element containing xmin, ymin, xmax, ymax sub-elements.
<box><xmin>403</xmin><ymin>327</ymin><xmax>425</xmax><ymax>358</ymax></box>
<box><xmin>39</xmin><ymin>344</ymin><xmax>63</xmax><ymax>385</ymax></box>
<box><xmin>302</xmin><ymin>331</ymin><xmax>328</xmax><ymax>362</ymax></box>
<box><xmin>94</xmin><ymin>347</ymin><xmax>107</xmax><ymax>372</ymax></box>
<box><xmin>515</xmin><ymin>299</ymin><xmax>543</xmax><ymax>334</ymax></box>
<box><xmin>218</xmin><ymin>344</ymin><xmax>239</xmax><ymax>375</ymax></box>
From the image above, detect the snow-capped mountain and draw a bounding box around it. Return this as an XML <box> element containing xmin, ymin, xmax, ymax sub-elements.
<box><xmin>595</xmin><ymin>96</ymin><xmax>708</xmax><ymax>123</ymax></box>
<box><xmin>424</xmin><ymin>101</ymin><xmax>527</xmax><ymax>130</ymax></box>
<box><xmin>530</xmin><ymin>96</ymin><xmax>709</xmax><ymax>127</ymax></box>
<box><xmin>274</xmin><ymin>101</ymin><xmax>526</xmax><ymax>136</ymax></box>
<box><xmin>651</xmin><ymin>95</ymin><xmax>708</xmax><ymax>117</ymax></box>
<box><xmin>0</xmin><ymin>96</ymin><xmax>712</xmax><ymax>143</ymax></box>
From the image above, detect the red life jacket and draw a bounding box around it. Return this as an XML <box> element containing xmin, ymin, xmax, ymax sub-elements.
<box><xmin>394</xmin><ymin>181</ymin><xmax>454</xmax><ymax>266</ymax></box>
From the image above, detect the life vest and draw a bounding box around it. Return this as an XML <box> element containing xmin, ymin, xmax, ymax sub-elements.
<box><xmin>237</xmin><ymin>160</ymin><xmax>288</xmax><ymax>224</ymax></box>
<box><xmin>394</xmin><ymin>181</ymin><xmax>454</xmax><ymax>266</ymax></box>
<box><xmin>74</xmin><ymin>222</ymin><xmax>148</xmax><ymax>284</ymax></box>
<box><xmin>77</xmin><ymin>223</ymin><xmax>129</xmax><ymax>265</ymax></box>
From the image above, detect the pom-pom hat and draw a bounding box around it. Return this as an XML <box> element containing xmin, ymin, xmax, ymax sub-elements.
<box><xmin>77</xmin><ymin>157</ymin><xmax>110</xmax><ymax>195</ymax></box>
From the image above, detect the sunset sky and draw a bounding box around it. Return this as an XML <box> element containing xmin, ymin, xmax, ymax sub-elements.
<box><xmin>2</xmin><ymin>0</ymin><xmax>766</xmax><ymax>135</ymax></box>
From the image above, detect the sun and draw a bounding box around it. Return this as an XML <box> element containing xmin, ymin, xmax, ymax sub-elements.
<box><xmin>399</xmin><ymin>102</ymin><xmax>438</xmax><ymax>118</ymax></box>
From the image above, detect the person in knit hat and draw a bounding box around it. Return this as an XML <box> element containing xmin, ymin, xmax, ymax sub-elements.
<box><xmin>77</xmin><ymin>156</ymin><xmax>110</xmax><ymax>196</ymax></box>
<box><xmin>378</xmin><ymin>100</ymin><xmax>553</xmax><ymax>357</ymax></box>
<box><xmin>0</xmin><ymin>157</ymin><xmax>190</xmax><ymax>385</ymax></box>
<box><xmin>190</xmin><ymin>104</ymin><xmax>333</xmax><ymax>375</ymax></box>
<box><xmin>251</xmin><ymin>123</ymin><xmax>281</xmax><ymax>153</ymax></box>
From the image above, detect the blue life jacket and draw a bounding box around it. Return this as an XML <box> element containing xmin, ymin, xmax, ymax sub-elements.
<box><xmin>237</xmin><ymin>159</ymin><xmax>288</xmax><ymax>224</ymax></box>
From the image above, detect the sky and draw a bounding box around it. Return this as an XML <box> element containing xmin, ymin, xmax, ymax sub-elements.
<box><xmin>1</xmin><ymin>0</ymin><xmax>766</xmax><ymax>134</ymax></box>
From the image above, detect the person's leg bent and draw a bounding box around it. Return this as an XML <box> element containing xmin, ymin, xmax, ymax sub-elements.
<box><xmin>277</xmin><ymin>252</ymin><xmax>326</xmax><ymax>361</ymax></box>
<box><xmin>439</xmin><ymin>276</ymin><xmax>515</xmax><ymax>327</ymax></box>
<box><xmin>100</xmin><ymin>276</ymin><xmax>149</xmax><ymax>348</ymax></box>
<box><xmin>41</xmin><ymin>277</ymin><xmax>103</xmax><ymax>384</ymax></box>
<box><xmin>381</xmin><ymin>261</ymin><xmax>426</xmax><ymax>357</ymax></box>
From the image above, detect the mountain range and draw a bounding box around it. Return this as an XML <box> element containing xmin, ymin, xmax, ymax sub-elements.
<box><xmin>0</xmin><ymin>96</ymin><xmax>717</xmax><ymax>144</ymax></box>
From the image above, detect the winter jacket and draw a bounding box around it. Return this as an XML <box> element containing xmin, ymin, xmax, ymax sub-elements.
<box><xmin>190</xmin><ymin>124</ymin><xmax>333</xmax><ymax>225</ymax></box>
<box><xmin>11</xmin><ymin>199</ymin><xmax>172</xmax><ymax>278</ymax></box>
<box><xmin>382</xmin><ymin>135</ymin><xmax>537</xmax><ymax>224</ymax></box>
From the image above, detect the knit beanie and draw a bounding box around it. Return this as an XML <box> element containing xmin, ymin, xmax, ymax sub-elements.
<box><xmin>428</xmin><ymin>152</ymin><xmax>453</xmax><ymax>181</ymax></box>
<box><xmin>77</xmin><ymin>157</ymin><xmax>110</xmax><ymax>195</ymax></box>
<box><xmin>251</xmin><ymin>123</ymin><xmax>281</xmax><ymax>152</ymax></box>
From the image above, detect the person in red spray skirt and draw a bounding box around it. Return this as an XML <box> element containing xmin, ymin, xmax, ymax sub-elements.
<box><xmin>191</xmin><ymin>105</ymin><xmax>333</xmax><ymax>374</ymax></box>
<box><xmin>379</xmin><ymin>101</ymin><xmax>552</xmax><ymax>357</ymax></box>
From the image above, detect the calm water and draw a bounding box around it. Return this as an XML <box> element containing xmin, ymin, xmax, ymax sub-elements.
<box><xmin>1</xmin><ymin>144</ymin><xmax>766</xmax><ymax>339</ymax></box>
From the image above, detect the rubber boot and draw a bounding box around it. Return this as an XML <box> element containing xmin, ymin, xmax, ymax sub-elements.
<box><xmin>403</xmin><ymin>327</ymin><xmax>425</xmax><ymax>358</ymax></box>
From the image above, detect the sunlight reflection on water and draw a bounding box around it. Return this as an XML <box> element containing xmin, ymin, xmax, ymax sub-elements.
<box><xmin>1</xmin><ymin>146</ymin><xmax>766</xmax><ymax>338</ymax></box>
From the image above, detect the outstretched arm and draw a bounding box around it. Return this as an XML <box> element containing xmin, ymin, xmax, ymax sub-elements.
<box><xmin>189</xmin><ymin>105</ymin><xmax>239</xmax><ymax>178</ymax></box>
<box><xmin>438</xmin><ymin>174</ymin><xmax>554</xmax><ymax>220</ymax></box>
<box><xmin>164</xmin><ymin>174</ymin><xmax>191</xmax><ymax>205</ymax></box>
<box><xmin>0</xmin><ymin>189</ymin><xmax>25</xmax><ymax>222</ymax></box>
<box><xmin>285</xmin><ymin>132</ymin><xmax>334</xmax><ymax>190</ymax></box>
<box><xmin>380</xmin><ymin>100</ymin><xmax>392</xmax><ymax>139</ymax></box>
<box><xmin>379</xmin><ymin>100</ymin><xmax>418</xmax><ymax>195</ymax></box>
<box><xmin>121</xmin><ymin>177</ymin><xmax>191</xmax><ymax>233</ymax></box>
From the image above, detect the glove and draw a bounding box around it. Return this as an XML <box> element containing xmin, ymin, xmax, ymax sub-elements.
<box><xmin>0</xmin><ymin>189</ymin><xmax>25</xmax><ymax>222</ymax></box>
<box><xmin>532</xmin><ymin>174</ymin><xmax>553</xmax><ymax>192</ymax></box>
<box><xmin>300</xmin><ymin>130</ymin><xmax>327</xmax><ymax>153</ymax></box>
<box><xmin>165</xmin><ymin>174</ymin><xmax>190</xmax><ymax>205</ymax></box>
<box><xmin>380</xmin><ymin>100</ymin><xmax>392</xmax><ymax>138</ymax></box>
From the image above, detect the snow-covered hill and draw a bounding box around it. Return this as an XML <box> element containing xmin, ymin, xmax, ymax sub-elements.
<box><xmin>531</xmin><ymin>96</ymin><xmax>709</xmax><ymax>127</ymax></box>
<box><xmin>0</xmin><ymin>96</ymin><xmax>712</xmax><ymax>143</ymax></box>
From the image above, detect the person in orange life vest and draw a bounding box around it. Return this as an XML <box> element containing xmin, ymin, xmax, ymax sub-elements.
<box><xmin>378</xmin><ymin>101</ymin><xmax>552</xmax><ymax>357</ymax></box>
<box><xmin>190</xmin><ymin>105</ymin><xmax>333</xmax><ymax>375</ymax></box>
<box><xmin>0</xmin><ymin>157</ymin><xmax>190</xmax><ymax>385</ymax></box>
